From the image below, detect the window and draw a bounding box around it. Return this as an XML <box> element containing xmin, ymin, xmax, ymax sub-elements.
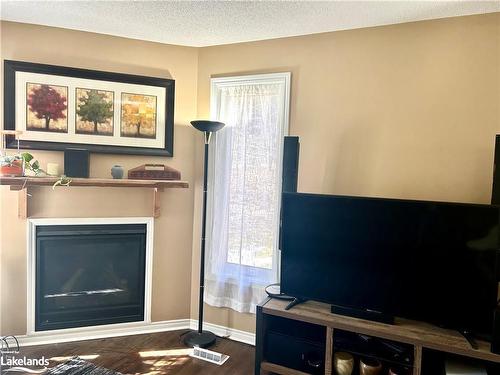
<box><xmin>204</xmin><ymin>73</ymin><xmax>291</xmax><ymax>313</ymax></box>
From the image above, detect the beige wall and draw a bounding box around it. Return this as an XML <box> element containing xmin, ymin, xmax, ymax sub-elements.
<box><xmin>1</xmin><ymin>12</ymin><xmax>499</xmax><ymax>336</ymax></box>
<box><xmin>0</xmin><ymin>21</ymin><xmax>199</xmax><ymax>335</ymax></box>
<box><xmin>195</xmin><ymin>13</ymin><xmax>500</xmax><ymax>332</ymax></box>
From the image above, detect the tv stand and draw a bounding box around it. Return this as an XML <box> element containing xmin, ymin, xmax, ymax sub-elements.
<box><xmin>285</xmin><ymin>297</ymin><xmax>306</xmax><ymax>310</ymax></box>
<box><xmin>331</xmin><ymin>304</ymin><xmax>394</xmax><ymax>325</ymax></box>
<box><xmin>255</xmin><ymin>298</ymin><xmax>500</xmax><ymax>375</ymax></box>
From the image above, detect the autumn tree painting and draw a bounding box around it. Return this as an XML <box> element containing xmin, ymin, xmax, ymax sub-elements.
<box><xmin>26</xmin><ymin>83</ymin><xmax>68</xmax><ymax>132</ymax></box>
<box><xmin>76</xmin><ymin>88</ymin><xmax>114</xmax><ymax>135</ymax></box>
<box><xmin>121</xmin><ymin>93</ymin><xmax>157</xmax><ymax>139</ymax></box>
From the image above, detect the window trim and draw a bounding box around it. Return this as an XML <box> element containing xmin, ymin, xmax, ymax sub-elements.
<box><xmin>208</xmin><ymin>72</ymin><xmax>291</xmax><ymax>281</ymax></box>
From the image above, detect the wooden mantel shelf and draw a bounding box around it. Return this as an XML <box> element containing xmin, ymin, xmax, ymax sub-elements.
<box><xmin>0</xmin><ymin>176</ymin><xmax>189</xmax><ymax>189</ymax></box>
<box><xmin>0</xmin><ymin>176</ymin><xmax>189</xmax><ymax>219</ymax></box>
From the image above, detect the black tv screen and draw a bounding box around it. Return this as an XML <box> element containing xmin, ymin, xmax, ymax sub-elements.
<box><xmin>280</xmin><ymin>192</ymin><xmax>500</xmax><ymax>335</ymax></box>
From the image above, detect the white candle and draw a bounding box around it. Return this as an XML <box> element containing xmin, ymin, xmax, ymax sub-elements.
<box><xmin>46</xmin><ymin>163</ymin><xmax>59</xmax><ymax>176</ymax></box>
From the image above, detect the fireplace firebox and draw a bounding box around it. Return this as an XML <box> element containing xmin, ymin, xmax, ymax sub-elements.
<box><xmin>35</xmin><ymin>223</ymin><xmax>147</xmax><ymax>331</ymax></box>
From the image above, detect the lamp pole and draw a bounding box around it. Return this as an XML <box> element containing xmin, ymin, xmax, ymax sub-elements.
<box><xmin>198</xmin><ymin>132</ymin><xmax>210</xmax><ymax>335</ymax></box>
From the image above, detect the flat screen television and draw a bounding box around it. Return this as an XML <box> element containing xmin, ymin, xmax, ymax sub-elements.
<box><xmin>280</xmin><ymin>192</ymin><xmax>500</xmax><ymax>336</ymax></box>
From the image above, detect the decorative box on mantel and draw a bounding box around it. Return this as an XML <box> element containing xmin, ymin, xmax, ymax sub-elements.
<box><xmin>128</xmin><ymin>164</ymin><xmax>181</xmax><ymax>180</ymax></box>
<box><xmin>0</xmin><ymin>176</ymin><xmax>189</xmax><ymax>219</ymax></box>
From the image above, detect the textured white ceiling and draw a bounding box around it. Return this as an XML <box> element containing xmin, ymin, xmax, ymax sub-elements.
<box><xmin>0</xmin><ymin>1</ymin><xmax>499</xmax><ymax>47</ymax></box>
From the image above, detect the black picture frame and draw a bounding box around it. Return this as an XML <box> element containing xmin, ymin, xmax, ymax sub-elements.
<box><xmin>4</xmin><ymin>60</ymin><xmax>175</xmax><ymax>156</ymax></box>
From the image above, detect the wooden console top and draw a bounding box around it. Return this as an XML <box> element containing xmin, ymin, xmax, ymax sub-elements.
<box><xmin>261</xmin><ymin>298</ymin><xmax>500</xmax><ymax>364</ymax></box>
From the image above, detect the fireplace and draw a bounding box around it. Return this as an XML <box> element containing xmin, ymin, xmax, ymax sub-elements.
<box><xmin>28</xmin><ymin>218</ymin><xmax>153</xmax><ymax>332</ymax></box>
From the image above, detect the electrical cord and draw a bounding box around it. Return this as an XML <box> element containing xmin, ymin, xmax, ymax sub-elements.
<box><xmin>265</xmin><ymin>283</ymin><xmax>295</xmax><ymax>301</ymax></box>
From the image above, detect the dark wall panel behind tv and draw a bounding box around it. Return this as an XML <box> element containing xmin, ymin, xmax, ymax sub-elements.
<box><xmin>282</xmin><ymin>136</ymin><xmax>300</xmax><ymax>193</ymax></box>
<box><xmin>492</xmin><ymin>135</ymin><xmax>500</xmax><ymax>204</ymax></box>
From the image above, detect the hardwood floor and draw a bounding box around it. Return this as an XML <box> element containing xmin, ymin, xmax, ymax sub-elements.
<box><xmin>18</xmin><ymin>330</ymin><xmax>255</xmax><ymax>374</ymax></box>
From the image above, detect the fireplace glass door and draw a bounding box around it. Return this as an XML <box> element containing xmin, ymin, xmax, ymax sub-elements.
<box><xmin>35</xmin><ymin>224</ymin><xmax>147</xmax><ymax>331</ymax></box>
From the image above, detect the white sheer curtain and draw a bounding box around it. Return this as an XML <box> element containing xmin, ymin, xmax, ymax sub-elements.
<box><xmin>205</xmin><ymin>74</ymin><xmax>290</xmax><ymax>313</ymax></box>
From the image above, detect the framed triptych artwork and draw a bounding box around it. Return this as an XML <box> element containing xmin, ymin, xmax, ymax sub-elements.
<box><xmin>3</xmin><ymin>60</ymin><xmax>175</xmax><ymax>156</ymax></box>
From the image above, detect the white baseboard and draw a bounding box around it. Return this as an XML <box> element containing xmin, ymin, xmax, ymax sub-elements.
<box><xmin>14</xmin><ymin>319</ymin><xmax>256</xmax><ymax>347</ymax></box>
<box><xmin>16</xmin><ymin>319</ymin><xmax>190</xmax><ymax>347</ymax></box>
<box><xmin>190</xmin><ymin>319</ymin><xmax>256</xmax><ymax>346</ymax></box>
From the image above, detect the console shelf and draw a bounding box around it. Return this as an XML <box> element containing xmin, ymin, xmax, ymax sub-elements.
<box><xmin>0</xmin><ymin>176</ymin><xmax>189</xmax><ymax>219</ymax></box>
<box><xmin>256</xmin><ymin>298</ymin><xmax>500</xmax><ymax>375</ymax></box>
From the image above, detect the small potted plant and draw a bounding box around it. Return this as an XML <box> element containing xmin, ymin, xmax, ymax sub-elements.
<box><xmin>1</xmin><ymin>129</ymin><xmax>25</xmax><ymax>177</ymax></box>
<box><xmin>0</xmin><ymin>154</ymin><xmax>23</xmax><ymax>176</ymax></box>
<box><xmin>0</xmin><ymin>152</ymin><xmax>43</xmax><ymax>177</ymax></box>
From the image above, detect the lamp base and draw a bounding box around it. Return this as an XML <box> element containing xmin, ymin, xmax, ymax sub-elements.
<box><xmin>183</xmin><ymin>330</ymin><xmax>217</xmax><ymax>348</ymax></box>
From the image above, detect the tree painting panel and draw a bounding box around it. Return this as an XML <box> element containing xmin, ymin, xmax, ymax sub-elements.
<box><xmin>121</xmin><ymin>93</ymin><xmax>157</xmax><ymax>139</ymax></box>
<box><xmin>26</xmin><ymin>83</ymin><xmax>68</xmax><ymax>133</ymax></box>
<box><xmin>76</xmin><ymin>88</ymin><xmax>114</xmax><ymax>136</ymax></box>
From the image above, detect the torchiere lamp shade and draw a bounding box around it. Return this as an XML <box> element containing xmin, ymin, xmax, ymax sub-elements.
<box><xmin>190</xmin><ymin>120</ymin><xmax>225</xmax><ymax>133</ymax></box>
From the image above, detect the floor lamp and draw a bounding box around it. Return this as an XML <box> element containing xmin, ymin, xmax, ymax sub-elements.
<box><xmin>184</xmin><ymin>120</ymin><xmax>225</xmax><ymax>348</ymax></box>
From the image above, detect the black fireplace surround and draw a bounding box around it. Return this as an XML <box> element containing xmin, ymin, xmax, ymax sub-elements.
<box><xmin>35</xmin><ymin>224</ymin><xmax>147</xmax><ymax>331</ymax></box>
